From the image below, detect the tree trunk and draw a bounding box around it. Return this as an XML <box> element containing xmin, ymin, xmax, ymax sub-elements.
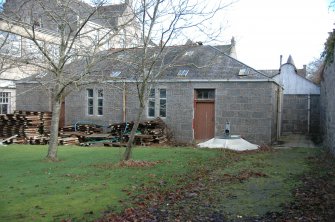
<box><xmin>46</xmin><ymin>98</ymin><xmax>62</xmax><ymax>161</ymax></box>
<box><xmin>124</xmin><ymin>106</ymin><xmax>145</xmax><ymax>160</ymax></box>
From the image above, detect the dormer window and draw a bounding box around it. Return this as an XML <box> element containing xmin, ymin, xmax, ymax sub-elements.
<box><xmin>111</xmin><ymin>71</ymin><xmax>121</xmax><ymax>77</ymax></box>
<box><xmin>177</xmin><ymin>69</ymin><xmax>189</xmax><ymax>77</ymax></box>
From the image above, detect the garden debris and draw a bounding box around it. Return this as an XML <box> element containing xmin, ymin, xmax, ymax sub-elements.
<box><xmin>117</xmin><ymin>160</ymin><xmax>162</xmax><ymax>168</ymax></box>
<box><xmin>259</xmin><ymin>152</ymin><xmax>335</xmax><ymax>221</ymax></box>
<box><xmin>222</xmin><ymin>170</ymin><xmax>269</xmax><ymax>182</ymax></box>
<box><xmin>0</xmin><ymin>134</ymin><xmax>17</xmax><ymax>146</ymax></box>
<box><xmin>109</xmin><ymin>117</ymin><xmax>170</xmax><ymax>146</ymax></box>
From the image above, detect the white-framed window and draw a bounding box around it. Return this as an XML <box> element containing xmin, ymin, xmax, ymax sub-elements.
<box><xmin>196</xmin><ymin>89</ymin><xmax>215</xmax><ymax>100</ymax></box>
<box><xmin>0</xmin><ymin>92</ymin><xmax>10</xmax><ymax>114</ymax></box>
<box><xmin>147</xmin><ymin>88</ymin><xmax>167</xmax><ymax>118</ymax></box>
<box><xmin>87</xmin><ymin>89</ymin><xmax>94</xmax><ymax>115</ymax></box>
<box><xmin>97</xmin><ymin>89</ymin><xmax>103</xmax><ymax>116</ymax></box>
<box><xmin>159</xmin><ymin>89</ymin><xmax>166</xmax><ymax>117</ymax></box>
<box><xmin>87</xmin><ymin>88</ymin><xmax>103</xmax><ymax>116</ymax></box>
<box><xmin>0</xmin><ymin>31</ymin><xmax>21</xmax><ymax>57</ymax></box>
<box><xmin>148</xmin><ymin>89</ymin><xmax>155</xmax><ymax>117</ymax></box>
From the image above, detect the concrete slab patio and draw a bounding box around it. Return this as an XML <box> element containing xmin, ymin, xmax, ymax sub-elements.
<box><xmin>273</xmin><ymin>133</ymin><xmax>320</xmax><ymax>149</ymax></box>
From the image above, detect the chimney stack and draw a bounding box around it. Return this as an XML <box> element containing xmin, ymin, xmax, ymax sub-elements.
<box><xmin>280</xmin><ymin>55</ymin><xmax>283</xmax><ymax>67</ymax></box>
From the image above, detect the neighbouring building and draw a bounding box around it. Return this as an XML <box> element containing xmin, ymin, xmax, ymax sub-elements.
<box><xmin>17</xmin><ymin>42</ymin><xmax>283</xmax><ymax>145</ymax></box>
<box><xmin>0</xmin><ymin>0</ymin><xmax>141</xmax><ymax>114</ymax></box>
<box><xmin>262</xmin><ymin>55</ymin><xmax>320</xmax><ymax>135</ymax></box>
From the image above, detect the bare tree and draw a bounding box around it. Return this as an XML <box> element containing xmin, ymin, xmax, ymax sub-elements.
<box><xmin>122</xmin><ymin>0</ymin><xmax>235</xmax><ymax>160</ymax></box>
<box><xmin>1</xmin><ymin>0</ymin><xmax>138</xmax><ymax>161</ymax></box>
<box><xmin>306</xmin><ymin>57</ymin><xmax>324</xmax><ymax>84</ymax></box>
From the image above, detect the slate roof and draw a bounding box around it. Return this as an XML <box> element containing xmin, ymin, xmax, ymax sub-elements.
<box><xmin>18</xmin><ymin>43</ymin><xmax>273</xmax><ymax>84</ymax></box>
<box><xmin>94</xmin><ymin>3</ymin><xmax>129</xmax><ymax>27</ymax></box>
<box><xmin>3</xmin><ymin>0</ymin><xmax>129</xmax><ymax>31</ymax></box>
<box><xmin>99</xmin><ymin>44</ymin><xmax>270</xmax><ymax>81</ymax></box>
<box><xmin>258</xmin><ymin>69</ymin><xmax>280</xmax><ymax>78</ymax></box>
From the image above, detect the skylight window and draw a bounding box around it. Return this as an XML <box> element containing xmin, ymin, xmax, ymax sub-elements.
<box><xmin>111</xmin><ymin>71</ymin><xmax>121</xmax><ymax>77</ymax></box>
<box><xmin>184</xmin><ymin>51</ymin><xmax>194</xmax><ymax>56</ymax></box>
<box><xmin>36</xmin><ymin>72</ymin><xmax>47</xmax><ymax>78</ymax></box>
<box><xmin>177</xmin><ymin>69</ymin><xmax>189</xmax><ymax>77</ymax></box>
<box><xmin>238</xmin><ymin>68</ymin><xmax>248</xmax><ymax>76</ymax></box>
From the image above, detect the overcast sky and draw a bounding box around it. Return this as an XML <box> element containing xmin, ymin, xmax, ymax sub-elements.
<box><xmin>83</xmin><ymin>0</ymin><xmax>335</xmax><ymax>69</ymax></box>
<box><xmin>223</xmin><ymin>0</ymin><xmax>335</xmax><ymax>69</ymax></box>
<box><xmin>1</xmin><ymin>0</ymin><xmax>329</xmax><ymax>70</ymax></box>
<box><xmin>0</xmin><ymin>0</ymin><xmax>333</xmax><ymax>69</ymax></box>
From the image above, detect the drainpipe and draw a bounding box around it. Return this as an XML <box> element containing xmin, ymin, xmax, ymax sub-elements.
<box><xmin>307</xmin><ymin>94</ymin><xmax>311</xmax><ymax>134</ymax></box>
<box><xmin>123</xmin><ymin>82</ymin><xmax>127</xmax><ymax>122</ymax></box>
<box><xmin>277</xmin><ymin>86</ymin><xmax>283</xmax><ymax>140</ymax></box>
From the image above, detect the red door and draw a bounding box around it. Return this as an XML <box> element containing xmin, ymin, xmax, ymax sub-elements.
<box><xmin>194</xmin><ymin>101</ymin><xmax>215</xmax><ymax>140</ymax></box>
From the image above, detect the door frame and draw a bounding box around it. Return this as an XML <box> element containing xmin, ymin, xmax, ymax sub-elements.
<box><xmin>193</xmin><ymin>89</ymin><xmax>215</xmax><ymax>141</ymax></box>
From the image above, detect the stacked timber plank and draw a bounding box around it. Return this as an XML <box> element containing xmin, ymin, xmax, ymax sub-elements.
<box><xmin>60</xmin><ymin>124</ymin><xmax>103</xmax><ymax>135</ymax></box>
<box><xmin>0</xmin><ymin>114</ymin><xmax>26</xmax><ymax>137</ymax></box>
<box><xmin>0</xmin><ymin>111</ymin><xmax>52</xmax><ymax>140</ymax></box>
<box><xmin>108</xmin><ymin>118</ymin><xmax>169</xmax><ymax>146</ymax></box>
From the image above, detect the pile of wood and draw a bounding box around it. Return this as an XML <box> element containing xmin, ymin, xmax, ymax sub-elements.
<box><xmin>58</xmin><ymin>136</ymin><xmax>80</xmax><ymax>145</ymax></box>
<box><xmin>0</xmin><ymin>111</ymin><xmax>52</xmax><ymax>140</ymax></box>
<box><xmin>0</xmin><ymin>111</ymin><xmax>170</xmax><ymax>147</ymax></box>
<box><xmin>108</xmin><ymin>118</ymin><xmax>169</xmax><ymax>146</ymax></box>
<box><xmin>60</xmin><ymin>124</ymin><xmax>103</xmax><ymax>135</ymax></box>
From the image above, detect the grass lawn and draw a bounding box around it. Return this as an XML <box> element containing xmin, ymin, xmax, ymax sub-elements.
<box><xmin>0</xmin><ymin>145</ymin><xmax>319</xmax><ymax>221</ymax></box>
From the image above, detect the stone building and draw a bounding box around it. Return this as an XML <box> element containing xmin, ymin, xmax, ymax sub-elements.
<box><xmin>17</xmin><ymin>42</ymin><xmax>283</xmax><ymax>145</ymax></box>
<box><xmin>262</xmin><ymin>55</ymin><xmax>320</xmax><ymax>135</ymax></box>
<box><xmin>0</xmin><ymin>0</ymin><xmax>140</xmax><ymax>114</ymax></box>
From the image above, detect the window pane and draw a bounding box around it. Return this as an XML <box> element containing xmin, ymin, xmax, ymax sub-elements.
<box><xmin>87</xmin><ymin>89</ymin><xmax>93</xmax><ymax>97</ymax></box>
<box><xmin>196</xmin><ymin>89</ymin><xmax>215</xmax><ymax>100</ymax></box>
<box><xmin>148</xmin><ymin>107</ymin><xmax>155</xmax><ymax>117</ymax></box>
<box><xmin>159</xmin><ymin>99</ymin><xmax>166</xmax><ymax>117</ymax></box>
<box><xmin>88</xmin><ymin>98</ymin><xmax>93</xmax><ymax>106</ymax></box>
<box><xmin>160</xmin><ymin>89</ymin><xmax>166</xmax><ymax>98</ymax></box>
<box><xmin>209</xmin><ymin>90</ymin><xmax>215</xmax><ymax>99</ymax></box>
<box><xmin>98</xmin><ymin>107</ymin><xmax>103</xmax><ymax>115</ymax></box>
<box><xmin>88</xmin><ymin>96</ymin><xmax>93</xmax><ymax>115</ymax></box>
<box><xmin>148</xmin><ymin>100</ymin><xmax>155</xmax><ymax>117</ymax></box>
<box><xmin>88</xmin><ymin>106</ymin><xmax>93</xmax><ymax>115</ymax></box>
<box><xmin>149</xmin><ymin>89</ymin><xmax>155</xmax><ymax>98</ymax></box>
<box><xmin>98</xmin><ymin>99</ymin><xmax>103</xmax><ymax>106</ymax></box>
<box><xmin>98</xmin><ymin>89</ymin><xmax>103</xmax><ymax>97</ymax></box>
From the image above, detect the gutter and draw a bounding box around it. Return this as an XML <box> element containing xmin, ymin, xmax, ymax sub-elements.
<box><xmin>106</xmin><ymin>78</ymin><xmax>283</xmax><ymax>87</ymax></box>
